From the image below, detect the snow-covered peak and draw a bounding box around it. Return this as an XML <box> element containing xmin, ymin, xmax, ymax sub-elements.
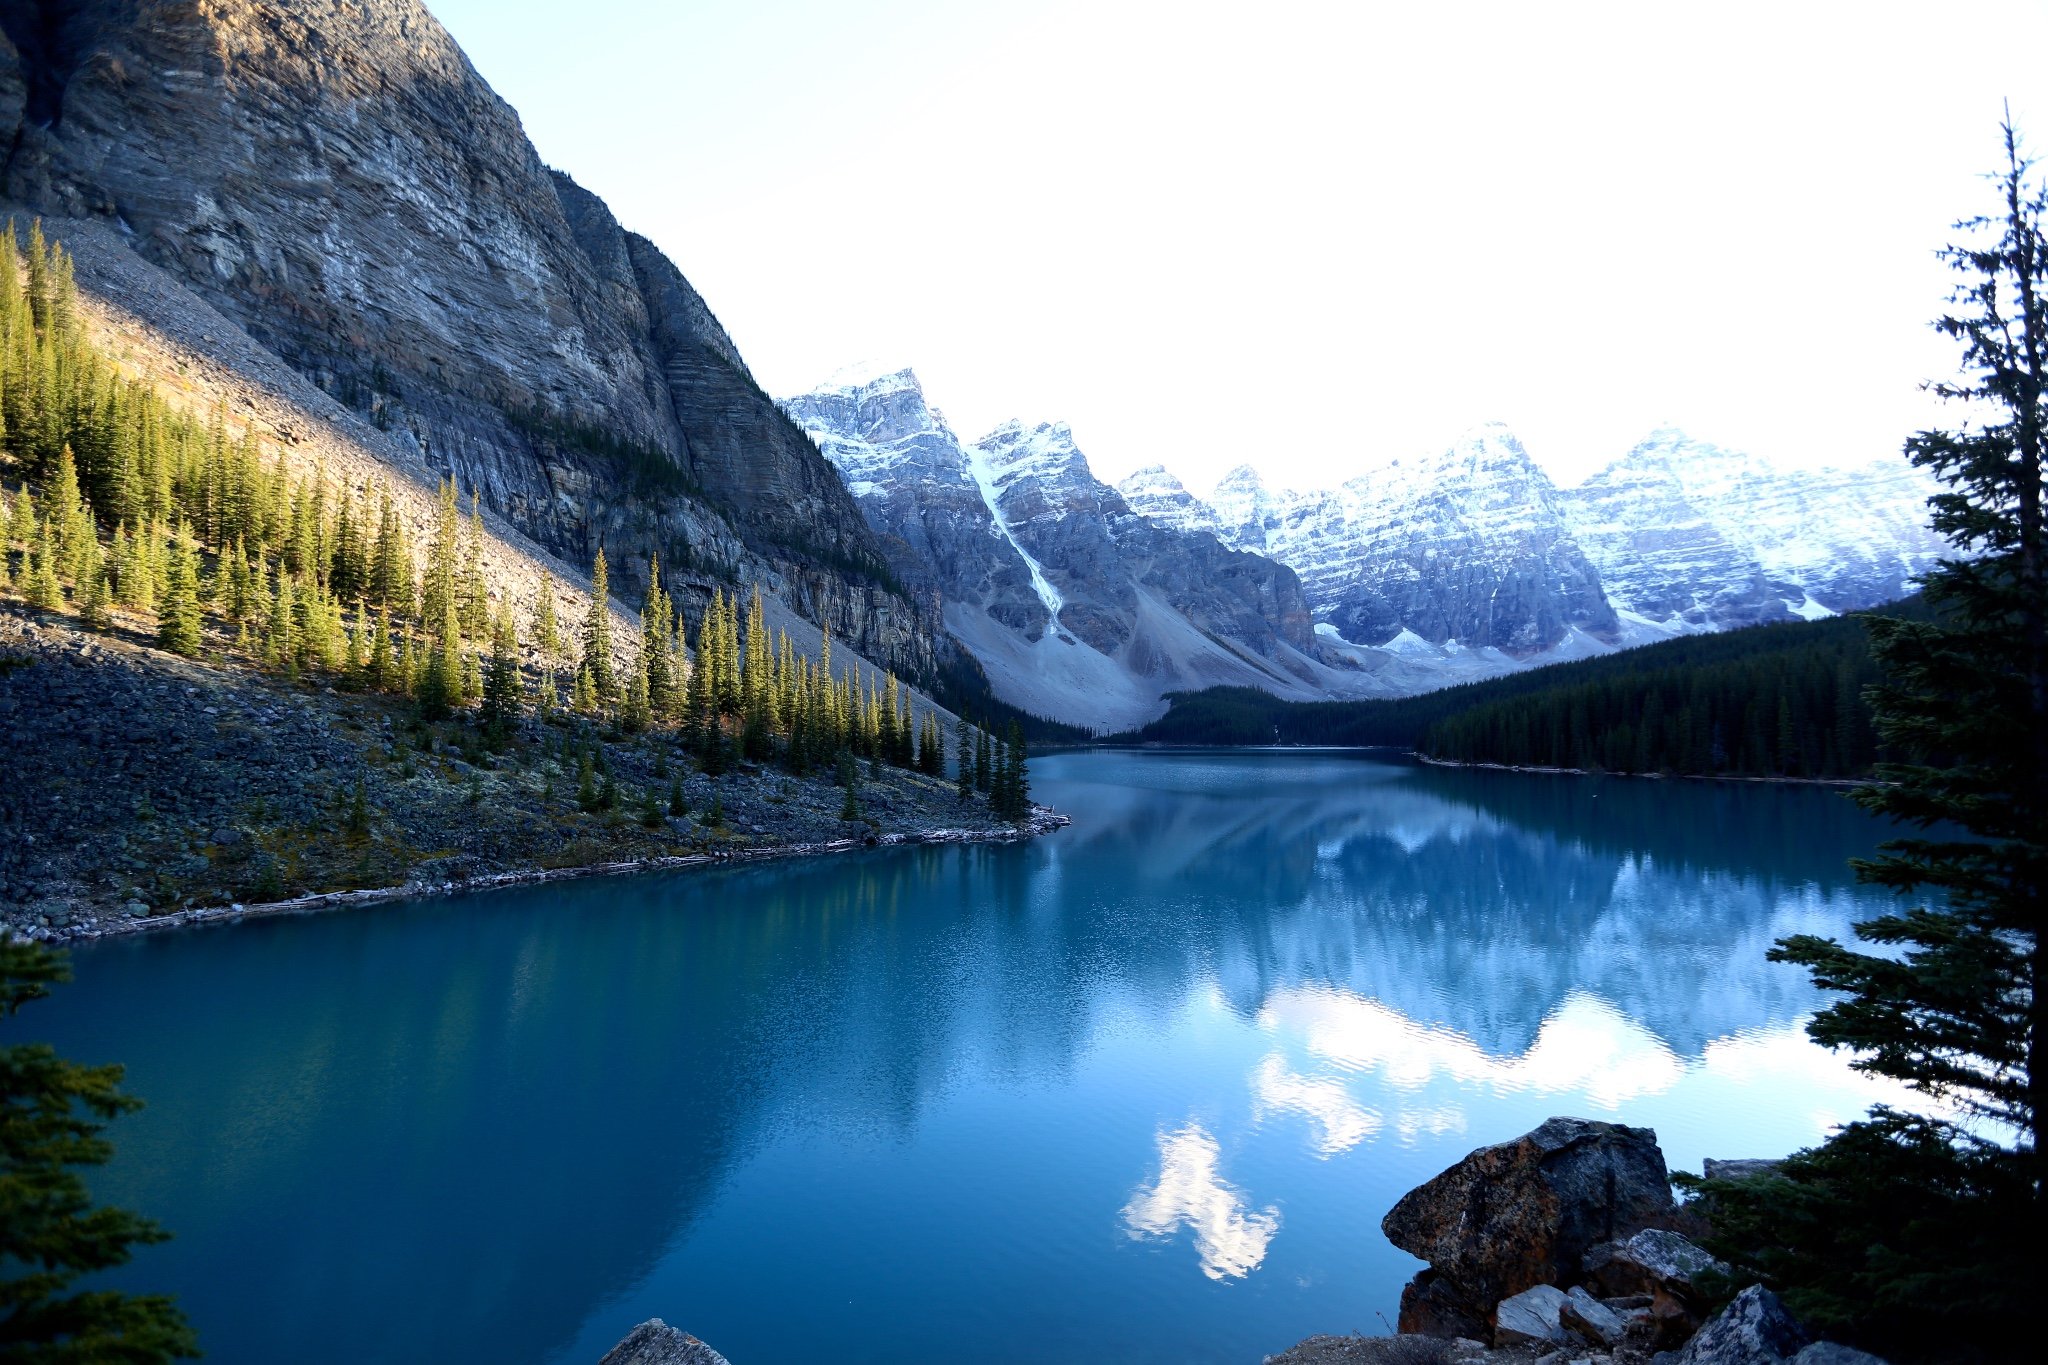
<box><xmin>779</xmin><ymin>364</ymin><xmax>964</xmax><ymax>490</ymax></box>
<box><xmin>1118</xmin><ymin>463</ymin><xmax>1185</xmax><ymax>497</ymax></box>
<box><xmin>1211</xmin><ymin>464</ymin><xmax>1268</xmax><ymax>498</ymax></box>
<box><xmin>1118</xmin><ymin>464</ymin><xmax>1223</xmax><ymax>537</ymax></box>
<box><xmin>811</xmin><ymin>360</ymin><xmax>924</xmax><ymax>398</ymax></box>
<box><xmin>974</xmin><ymin>419</ymin><xmax>1093</xmax><ymax>489</ymax></box>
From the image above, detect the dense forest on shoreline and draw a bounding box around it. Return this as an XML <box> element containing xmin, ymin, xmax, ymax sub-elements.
<box><xmin>1118</xmin><ymin>607</ymin><xmax>1928</xmax><ymax>780</ymax></box>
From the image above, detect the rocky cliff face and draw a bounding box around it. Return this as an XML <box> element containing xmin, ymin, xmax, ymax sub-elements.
<box><xmin>782</xmin><ymin>368</ymin><xmax>1335</xmax><ymax>729</ymax></box>
<box><xmin>1125</xmin><ymin>426</ymin><xmax>1619</xmax><ymax>654</ymax></box>
<box><xmin>0</xmin><ymin>0</ymin><xmax>930</xmax><ymax>676</ymax></box>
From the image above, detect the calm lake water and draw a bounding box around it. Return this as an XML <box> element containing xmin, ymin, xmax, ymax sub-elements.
<box><xmin>36</xmin><ymin>750</ymin><xmax>1913</xmax><ymax>1364</ymax></box>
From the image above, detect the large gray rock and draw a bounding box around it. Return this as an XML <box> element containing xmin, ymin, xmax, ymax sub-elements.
<box><xmin>597</xmin><ymin>1319</ymin><xmax>731</xmax><ymax>1365</ymax></box>
<box><xmin>1670</xmin><ymin>1285</ymin><xmax>1808</xmax><ymax>1365</ymax></box>
<box><xmin>1584</xmin><ymin>1228</ymin><xmax>1728</xmax><ymax>1348</ymax></box>
<box><xmin>1583</xmin><ymin>1228</ymin><xmax>1728</xmax><ymax>1301</ymax></box>
<box><xmin>1788</xmin><ymin>1345</ymin><xmax>1889</xmax><ymax>1365</ymax></box>
<box><xmin>1492</xmin><ymin>1284</ymin><xmax>1571</xmax><ymax>1347</ymax></box>
<box><xmin>1383</xmin><ymin>1117</ymin><xmax>1675</xmax><ymax>1335</ymax></box>
<box><xmin>1559</xmin><ymin>1285</ymin><xmax>1625</xmax><ymax>1347</ymax></box>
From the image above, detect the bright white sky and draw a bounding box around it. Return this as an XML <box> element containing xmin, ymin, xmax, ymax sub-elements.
<box><xmin>427</xmin><ymin>0</ymin><xmax>2047</xmax><ymax>492</ymax></box>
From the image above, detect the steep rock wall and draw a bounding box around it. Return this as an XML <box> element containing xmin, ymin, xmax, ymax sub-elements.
<box><xmin>0</xmin><ymin>0</ymin><xmax>934</xmax><ymax>676</ymax></box>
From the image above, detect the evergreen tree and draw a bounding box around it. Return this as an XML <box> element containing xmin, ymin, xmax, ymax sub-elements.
<box><xmin>415</xmin><ymin>599</ymin><xmax>463</xmax><ymax>720</ymax></box>
<box><xmin>458</xmin><ymin>490</ymin><xmax>489</xmax><ymax>635</ymax></box>
<box><xmin>421</xmin><ymin>478</ymin><xmax>459</xmax><ymax>626</ymax></box>
<box><xmin>536</xmin><ymin>569</ymin><xmax>562</xmax><ymax>659</ymax></box>
<box><xmin>155</xmin><ymin>533</ymin><xmax>202</xmax><ymax>657</ymax></box>
<box><xmin>622</xmin><ymin>655</ymin><xmax>651</xmax><ymax>735</ymax></box>
<box><xmin>77</xmin><ymin>553</ymin><xmax>111</xmax><ymax>630</ymax></box>
<box><xmin>24</xmin><ymin>516</ymin><xmax>60</xmax><ymax>609</ymax></box>
<box><xmin>582</xmin><ymin>547</ymin><xmax>615</xmax><ymax>703</ymax></box>
<box><xmin>1007</xmin><ymin>721</ymin><xmax>1031</xmax><ymax>816</ymax></box>
<box><xmin>639</xmin><ymin>555</ymin><xmax>674</xmax><ymax>720</ymax></box>
<box><xmin>479</xmin><ymin>605</ymin><xmax>522</xmax><ymax>742</ymax></box>
<box><xmin>1696</xmin><ymin>122</ymin><xmax>2047</xmax><ymax>1358</ymax></box>
<box><xmin>956</xmin><ymin>715</ymin><xmax>974</xmax><ymax>801</ymax></box>
<box><xmin>0</xmin><ymin>937</ymin><xmax>200</xmax><ymax>1362</ymax></box>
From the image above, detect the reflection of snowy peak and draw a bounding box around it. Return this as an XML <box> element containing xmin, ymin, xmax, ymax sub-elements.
<box><xmin>780</xmin><ymin>371</ymin><xmax>1342</xmax><ymax>730</ymax></box>
<box><xmin>1121</xmin><ymin>424</ymin><xmax>1945</xmax><ymax>649</ymax></box>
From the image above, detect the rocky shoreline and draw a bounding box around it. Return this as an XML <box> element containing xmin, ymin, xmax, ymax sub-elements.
<box><xmin>1</xmin><ymin>604</ymin><xmax>1065</xmax><ymax>942</ymax></box>
<box><xmin>41</xmin><ymin>806</ymin><xmax>1071</xmax><ymax>945</ymax></box>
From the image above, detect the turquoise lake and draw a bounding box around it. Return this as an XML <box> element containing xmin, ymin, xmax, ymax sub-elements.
<box><xmin>34</xmin><ymin>750</ymin><xmax>1916</xmax><ymax>1364</ymax></box>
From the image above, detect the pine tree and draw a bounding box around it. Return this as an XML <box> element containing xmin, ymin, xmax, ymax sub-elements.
<box><xmin>480</xmin><ymin>605</ymin><xmax>522</xmax><ymax>742</ymax></box>
<box><xmin>536</xmin><ymin>569</ymin><xmax>561</xmax><ymax>658</ymax></box>
<box><xmin>370</xmin><ymin>608</ymin><xmax>396</xmax><ymax>691</ymax></box>
<box><xmin>623</xmin><ymin>654</ymin><xmax>651</xmax><ymax>735</ymax></box>
<box><xmin>23</xmin><ymin>515</ymin><xmax>60</xmax><ymax>609</ymax></box>
<box><xmin>639</xmin><ymin>554</ymin><xmax>674</xmax><ymax>719</ymax></box>
<box><xmin>77</xmin><ymin>552</ymin><xmax>111</xmax><ymax>629</ymax></box>
<box><xmin>582</xmin><ymin>547</ymin><xmax>615</xmax><ymax>703</ymax></box>
<box><xmin>1699</xmin><ymin>121</ymin><xmax>2047</xmax><ymax>1357</ymax></box>
<box><xmin>570</xmin><ymin>661</ymin><xmax>596</xmax><ymax>716</ymax></box>
<box><xmin>416</xmin><ymin>598</ymin><xmax>463</xmax><ymax>720</ymax></box>
<box><xmin>0</xmin><ymin>937</ymin><xmax>200</xmax><ymax>1363</ymax></box>
<box><xmin>1007</xmin><ymin>722</ymin><xmax>1031</xmax><ymax>817</ymax></box>
<box><xmin>421</xmin><ymin>478</ymin><xmax>459</xmax><ymax>625</ymax></box>
<box><xmin>459</xmin><ymin>490</ymin><xmax>489</xmax><ymax>635</ymax></box>
<box><xmin>155</xmin><ymin>533</ymin><xmax>202</xmax><ymax>657</ymax></box>
<box><xmin>956</xmin><ymin>715</ymin><xmax>974</xmax><ymax>801</ymax></box>
<box><xmin>5</xmin><ymin>486</ymin><xmax>34</xmax><ymax>561</ymax></box>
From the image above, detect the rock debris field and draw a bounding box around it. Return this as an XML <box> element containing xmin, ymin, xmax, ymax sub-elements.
<box><xmin>0</xmin><ymin>604</ymin><xmax>1058</xmax><ymax>940</ymax></box>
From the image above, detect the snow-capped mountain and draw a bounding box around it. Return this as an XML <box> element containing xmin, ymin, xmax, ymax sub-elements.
<box><xmin>781</xmin><ymin>368</ymin><xmax>1362</xmax><ymax>730</ymax></box>
<box><xmin>1121</xmin><ymin>424</ymin><xmax>1945</xmax><ymax>652</ymax></box>
<box><xmin>791</xmin><ymin>370</ymin><xmax>1946</xmax><ymax>727</ymax></box>
<box><xmin>1559</xmin><ymin>427</ymin><xmax>1945</xmax><ymax>630</ymax></box>
<box><xmin>1123</xmin><ymin>424</ymin><xmax>1617</xmax><ymax>654</ymax></box>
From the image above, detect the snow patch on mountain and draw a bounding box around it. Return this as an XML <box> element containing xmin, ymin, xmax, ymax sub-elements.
<box><xmin>964</xmin><ymin>438</ymin><xmax>1073</xmax><ymax>641</ymax></box>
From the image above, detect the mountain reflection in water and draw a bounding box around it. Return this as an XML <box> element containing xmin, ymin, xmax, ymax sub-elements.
<box><xmin>36</xmin><ymin>750</ymin><xmax>1912</xmax><ymax>1365</ymax></box>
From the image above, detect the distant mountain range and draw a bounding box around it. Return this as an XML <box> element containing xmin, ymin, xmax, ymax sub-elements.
<box><xmin>786</xmin><ymin>369</ymin><xmax>1947</xmax><ymax>729</ymax></box>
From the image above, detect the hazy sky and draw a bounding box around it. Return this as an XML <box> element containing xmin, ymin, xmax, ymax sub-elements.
<box><xmin>427</xmin><ymin>0</ymin><xmax>2047</xmax><ymax>492</ymax></box>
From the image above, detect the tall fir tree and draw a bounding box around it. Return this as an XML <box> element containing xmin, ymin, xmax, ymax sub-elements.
<box><xmin>582</xmin><ymin>547</ymin><xmax>615</xmax><ymax>704</ymax></box>
<box><xmin>154</xmin><ymin>531</ymin><xmax>202</xmax><ymax>657</ymax></box>
<box><xmin>536</xmin><ymin>568</ymin><xmax>562</xmax><ymax>659</ymax></box>
<box><xmin>1697</xmin><ymin>120</ymin><xmax>2047</xmax><ymax>1358</ymax></box>
<box><xmin>480</xmin><ymin>604</ymin><xmax>522</xmax><ymax>741</ymax></box>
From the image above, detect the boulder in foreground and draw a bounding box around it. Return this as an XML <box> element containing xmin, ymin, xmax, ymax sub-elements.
<box><xmin>1381</xmin><ymin>1116</ymin><xmax>1675</xmax><ymax>1335</ymax></box>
